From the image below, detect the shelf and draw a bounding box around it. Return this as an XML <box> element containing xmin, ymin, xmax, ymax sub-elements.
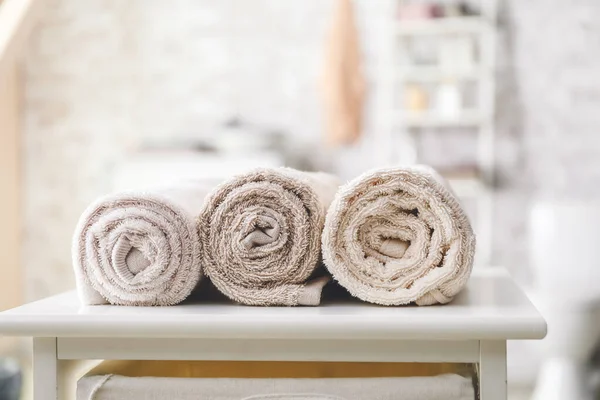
<box><xmin>0</xmin><ymin>270</ymin><xmax>547</xmax><ymax>340</ymax></box>
<box><xmin>395</xmin><ymin>16</ymin><xmax>490</xmax><ymax>36</ymax></box>
<box><xmin>395</xmin><ymin>66</ymin><xmax>485</xmax><ymax>81</ymax></box>
<box><xmin>396</xmin><ymin>110</ymin><xmax>486</xmax><ymax>128</ymax></box>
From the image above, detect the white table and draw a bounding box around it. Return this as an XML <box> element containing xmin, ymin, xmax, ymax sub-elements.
<box><xmin>0</xmin><ymin>269</ymin><xmax>546</xmax><ymax>400</ymax></box>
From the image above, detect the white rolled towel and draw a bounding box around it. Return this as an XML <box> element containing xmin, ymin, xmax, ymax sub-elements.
<box><xmin>73</xmin><ymin>183</ymin><xmax>209</xmax><ymax>306</ymax></box>
<box><xmin>322</xmin><ymin>166</ymin><xmax>476</xmax><ymax>306</ymax></box>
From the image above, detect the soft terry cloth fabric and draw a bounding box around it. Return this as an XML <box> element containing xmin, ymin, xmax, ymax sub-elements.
<box><xmin>322</xmin><ymin>166</ymin><xmax>476</xmax><ymax>306</ymax></box>
<box><xmin>73</xmin><ymin>183</ymin><xmax>208</xmax><ymax>306</ymax></box>
<box><xmin>198</xmin><ymin>168</ymin><xmax>339</xmax><ymax>306</ymax></box>
<box><xmin>78</xmin><ymin>374</ymin><xmax>474</xmax><ymax>400</ymax></box>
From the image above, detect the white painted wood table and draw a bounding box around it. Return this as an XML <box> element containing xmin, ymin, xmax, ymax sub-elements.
<box><xmin>0</xmin><ymin>269</ymin><xmax>546</xmax><ymax>400</ymax></box>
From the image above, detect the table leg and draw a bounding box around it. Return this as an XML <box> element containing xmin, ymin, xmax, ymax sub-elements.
<box><xmin>33</xmin><ymin>337</ymin><xmax>58</xmax><ymax>400</ymax></box>
<box><xmin>480</xmin><ymin>340</ymin><xmax>507</xmax><ymax>400</ymax></box>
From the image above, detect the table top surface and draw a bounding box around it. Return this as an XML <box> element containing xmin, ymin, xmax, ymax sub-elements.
<box><xmin>0</xmin><ymin>268</ymin><xmax>546</xmax><ymax>340</ymax></box>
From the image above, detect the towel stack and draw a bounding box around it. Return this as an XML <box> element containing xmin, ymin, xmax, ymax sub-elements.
<box><xmin>78</xmin><ymin>360</ymin><xmax>476</xmax><ymax>400</ymax></box>
<box><xmin>73</xmin><ymin>165</ymin><xmax>475</xmax><ymax>307</ymax></box>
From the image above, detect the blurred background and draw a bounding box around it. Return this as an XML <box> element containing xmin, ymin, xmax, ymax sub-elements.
<box><xmin>1</xmin><ymin>0</ymin><xmax>599</xmax><ymax>399</ymax></box>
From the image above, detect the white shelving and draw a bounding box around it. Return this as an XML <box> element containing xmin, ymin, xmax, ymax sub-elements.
<box><xmin>379</xmin><ymin>0</ymin><xmax>498</xmax><ymax>266</ymax></box>
<box><xmin>396</xmin><ymin>65</ymin><xmax>485</xmax><ymax>81</ymax></box>
<box><xmin>395</xmin><ymin>16</ymin><xmax>491</xmax><ymax>36</ymax></box>
<box><xmin>396</xmin><ymin>109</ymin><xmax>486</xmax><ymax>128</ymax></box>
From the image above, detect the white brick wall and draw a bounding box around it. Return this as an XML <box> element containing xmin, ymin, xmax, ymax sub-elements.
<box><xmin>493</xmin><ymin>0</ymin><xmax>600</xmax><ymax>282</ymax></box>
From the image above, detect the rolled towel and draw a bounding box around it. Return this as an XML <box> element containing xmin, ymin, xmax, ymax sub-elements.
<box><xmin>73</xmin><ymin>183</ymin><xmax>209</xmax><ymax>306</ymax></box>
<box><xmin>322</xmin><ymin>166</ymin><xmax>476</xmax><ymax>306</ymax></box>
<box><xmin>198</xmin><ymin>168</ymin><xmax>339</xmax><ymax>306</ymax></box>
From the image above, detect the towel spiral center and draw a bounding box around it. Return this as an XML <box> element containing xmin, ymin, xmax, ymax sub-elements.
<box><xmin>125</xmin><ymin>247</ymin><xmax>151</xmax><ymax>274</ymax></box>
<box><xmin>241</xmin><ymin>214</ymin><xmax>281</xmax><ymax>250</ymax></box>
<box><xmin>378</xmin><ymin>237</ymin><xmax>411</xmax><ymax>258</ymax></box>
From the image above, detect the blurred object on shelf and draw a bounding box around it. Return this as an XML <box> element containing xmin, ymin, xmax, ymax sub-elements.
<box><xmin>322</xmin><ymin>0</ymin><xmax>366</xmax><ymax>147</ymax></box>
<box><xmin>140</xmin><ymin>116</ymin><xmax>272</xmax><ymax>155</ymax></box>
<box><xmin>210</xmin><ymin>117</ymin><xmax>277</xmax><ymax>154</ymax></box>
<box><xmin>113</xmin><ymin>150</ymin><xmax>284</xmax><ymax>192</ymax></box>
<box><xmin>404</xmin><ymin>84</ymin><xmax>429</xmax><ymax>113</ymax></box>
<box><xmin>436</xmin><ymin>80</ymin><xmax>462</xmax><ymax>118</ymax></box>
<box><xmin>439</xmin><ymin>36</ymin><xmax>476</xmax><ymax>73</ymax></box>
<box><xmin>0</xmin><ymin>358</ymin><xmax>21</xmax><ymax>400</ymax></box>
<box><xmin>397</xmin><ymin>3</ymin><xmax>441</xmax><ymax>20</ymax></box>
<box><xmin>114</xmin><ymin>113</ymin><xmax>331</xmax><ymax>191</ymax></box>
<box><xmin>441</xmin><ymin>2</ymin><xmax>478</xmax><ymax>18</ymax></box>
<box><xmin>140</xmin><ymin>115</ymin><xmax>325</xmax><ymax>172</ymax></box>
<box><xmin>397</xmin><ymin>1</ymin><xmax>479</xmax><ymax>20</ymax></box>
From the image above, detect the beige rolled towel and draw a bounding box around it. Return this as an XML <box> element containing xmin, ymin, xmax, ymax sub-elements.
<box><xmin>322</xmin><ymin>166</ymin><xmax>476</xmax><ymax>306</ymax></box>
<box><xmin>198</xmin><ymin>168</ymin><xmax>340</xmax><ymax>306</ymax></box>
<box><xmin>73</xmin><ymin>183</ymin><xmax>209</xmax><ymax>306</ymax></box>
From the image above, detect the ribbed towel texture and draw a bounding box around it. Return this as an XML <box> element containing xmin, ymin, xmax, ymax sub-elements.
<box><xmin>198</xmin><ymin>168</ymin><xmax>340</xmax><ymax>306</ymax></box>
<box><xmin>73</xmin><ymin>183</ymin><xmax>210</xmax><ymax>306</ymax></box>
<box><xmin>322</xmin><ymin>166</ymin><xmax>476</xmax><ymax>306</ymax></box>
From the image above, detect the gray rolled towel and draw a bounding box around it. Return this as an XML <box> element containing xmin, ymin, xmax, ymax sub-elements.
<box><xmin>198</xmin><ymin>168</ymin><xmax>340</xmax><ymax>306</ymax></box>
<box><xmin>73</xmin><ymin>183</ymin><xmax>209</xmax><ymax>306</ymax></box>
<box><xmin>322</xmin><ymin>166</ymin><xmax>476</xmax><ymax>306</ymax></box>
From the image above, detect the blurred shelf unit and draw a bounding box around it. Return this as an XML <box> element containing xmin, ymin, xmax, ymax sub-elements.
<box><xmin>395</xmin><ymin>65</ymin><xmax>486</xmax><ymax>81</ymax></box>
<box><xmin>395</xmin><ymin>16</ymin><xmax>492</xmax><ymax>36</ymax></box>
<box><xmin>380</xmin><ymin>0</ymin><xmax>498</xmax><ymax>266</ymax></box>
<box><xmin>395</xmin><ymin>109</ymin><xmax>486</xmax><ymax>127</ymax></box>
